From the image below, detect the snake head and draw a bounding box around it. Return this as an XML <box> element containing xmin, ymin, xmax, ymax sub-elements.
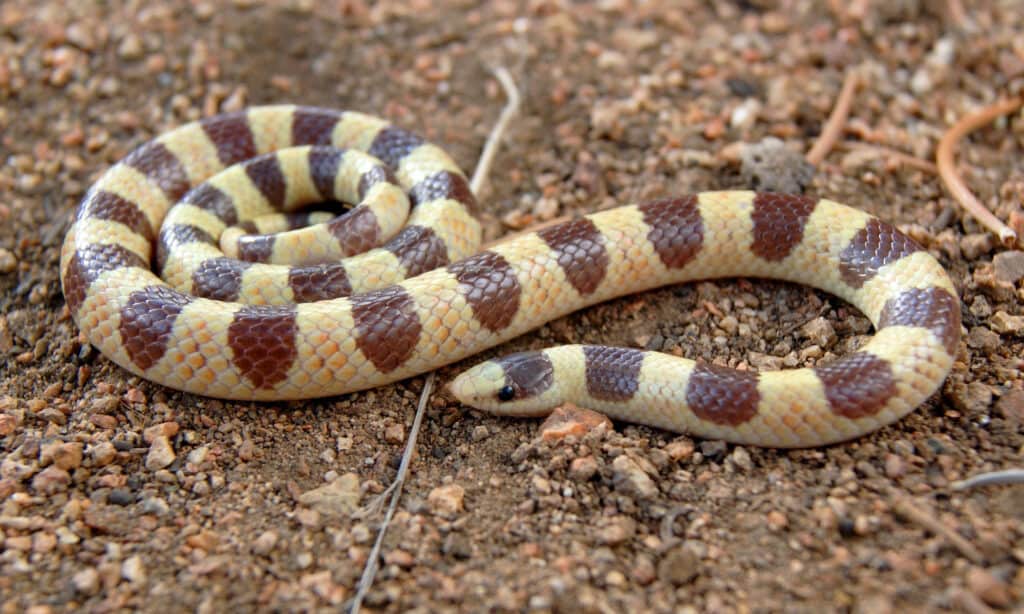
<box><xmin>448</xmin><ymin>350</ymin><xmax>563</xmax><ymax>416</ymax></box>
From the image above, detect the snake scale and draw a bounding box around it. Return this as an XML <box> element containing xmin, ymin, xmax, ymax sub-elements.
<box><xmin>60</xmin><ymin>105</ymin><xmax>961</xmax><ymax>447</ymax></box>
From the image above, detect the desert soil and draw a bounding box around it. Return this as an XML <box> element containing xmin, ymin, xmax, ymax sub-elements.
<box><xmin>1</xmin><ymin>0</ymin><xmax>1023</xmax><ymax>612</ymax></box>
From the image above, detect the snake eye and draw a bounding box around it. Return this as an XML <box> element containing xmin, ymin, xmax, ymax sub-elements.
<box><xmin>497</xmin><ymin>385</ymin><xmax>516</xmax><ymax>402</ymax></box>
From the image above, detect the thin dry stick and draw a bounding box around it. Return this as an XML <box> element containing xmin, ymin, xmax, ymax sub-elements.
<box><xmin>890</xmin><ymin>494</ymin><xmax>986</xmax><ymax>565</ymax></box>
<box><xmin>951</xmin><ymin>468</ymin><xmax>1024</xmax><ymax>490</ymax></box>
<box><xmin>806</xmin><ymin>70</ymin><xmax>860</xmax><ymax>166</ymax></box>
<box><xmin>842</xmin><ymin>142</ymin><xmax>939</xmax><ymax>174</ymax></box>
<box><xmin>470</xmin><ymin>66</ymin><xmax>521</xmax><ymax>197</ymax></box>
<box><xmin>347</xmin><ymin>67</ymin><xmax>521</xmax><ymax>614</ymax></box>
<box><xmin>936</xmin><ymin>97</ymin><xmax>1023</xmax><ymax>248</ymax></box>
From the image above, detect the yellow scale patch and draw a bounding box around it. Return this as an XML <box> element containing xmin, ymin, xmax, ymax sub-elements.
<box><xmin>70</xmin><ymin>219</ymin><xmax>151</xmax><ymax>265</ymax></box>
<box><xmin>275</xmin><ymin>145</ymin><xmax>320</xmax><ymax>210</ymax></box>
<box><xmin>248</xmin><ymin>106</ymin><xmax>296</xmax><ymax>154</ymax></box>
<box><xmin>93</xmin><ymin>163</ymin><xmax>171</xmax><ymax>234</ymax></box>
<box><xmin>397</xmin><ymin>272</ymin><xmax>476</xmax><ymax>364</ymax></box>
<box><xmin>157</xmin><ymin>298</ymin><xmax>240</xmax><ymax>397</ymax></box>
<box><xmin>161</xmin><ymin>242</ymin><xmax>224</xmax><ymax>293</ymax></box>
<box><xmin>858</xmin><ymin>251</ymin><xmax>958</xmax><ymax>323</ymax></box>
<box><xmin>333</xmin><ymin>112</ymin><xmax>389</xmax><ymax>150</ymax></box>
<box><xmin>208</xmin><ymin>166</ymin><xmax>274</xmax><ymax>220</ymax></box>
<box><xmin>295</xmin><ymin>300</ymin><xmax>359</xmax><ymax>391</ymax></box>
<box><xmin>361</xmin><ymin>180</ymin><xmax>411</xmax><ymax>242</ymax></box>
<box><xmin>158</xmin><ymin>123</ymin><xmax>224</xmax><ymax>186</ymax></box>
<box><xmin>82</xmin><ymin>267</ymin><xmax>161</xmax><ymax>372</ymax></box>
<box><xmin>238</xmin><ymin>265</ymin><xmax>293</xmax><ymax>306</ymax></box>
<box><xmin>587</xmin><ymin>207</ymin><xmax>659</xmax><ymax>302</ymax></box>
<box><xmin>397</xmin><ymin>144</ymin><xmax>462</xmax><ymax>186</ymax></box>
<box><xmin>165</xmin><ymin>203</ymin><xmax>227</xmax><ymax>236</ymax></box>
<box><xmin>491</xmin><ymin>233</ymin><xmax>572</xmax><ymax>336</ymax></box>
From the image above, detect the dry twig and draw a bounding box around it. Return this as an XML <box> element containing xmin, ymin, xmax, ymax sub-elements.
<box><xmin>842</xmin><ymin>142</ymin><xmax>939</xmax><ymax>174</ymax></box>
<box><xmin>890</xmin><ymin>494</ymin><xmax>986</xmax><ymax>565</ymax></box>
<box><xmin>806</xmin><ymin>70</ymin><xmax>860</xmax><ymax>166</ymax></box>
<box><xmin>347</xmin><ymin>66</ymin><xmax>521</xmax><ymax>614</ymax></box>
<box><xmin>936</xmin><ymin>97</ymin><xmax>1023</xmax><ymax>248</ymax></box>
<box><xmin>952</xmin><ymin>469</ymin><xmax>1024</xmax><ymax>490</ymax></box>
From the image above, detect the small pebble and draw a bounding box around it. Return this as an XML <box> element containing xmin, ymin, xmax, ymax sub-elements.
<box><xmin>108</xmin><ymin>488</ymin><xmax>133</xmax><ymax>506</ymax></box>
<box><xmin>960</xmin><ymin>233</ymin><xmax>994</xmax><ymax>260</ymax></box>
<box><xmin>966</xmin><ymin>566</ymin><xmax>1012</xmax><ymax>608</ymax></box>
<box><xmin>884</xmin><ymin>454</ymin><xmax>906</xmax><ymax>478</ymax></box>
<box><xmin>740</xmin><ymin>137</ymin><xmax>814</xmax><ymax>193</ymax></box>
<box><xmin>252</xmin><ymin>530</ymin><xmax>279</xmax><ymax>556</ymax></box>
<box><xmin>0</xmin><ymin>415</ymin><xmax>14</xmax><ymax>437</ymax></box>
<box><xmin>969</xmin><ymin>295</ymin><xmax>992</xmax><ymax>318</ymax></box>
<box><xmin>539</xmin><ymin>403</ymin><xmax>612</xmax><ymax>440</ymax></box>
<box><xmin>967</xmin><ymin>326</ymin><xmax>1000</xmax><ymax>350</ymax></box>
<box><xmin>142</xmin><ymin>421</ymin><xmax>179</xmax><ymax>443</ymax></box>
<box><xmin>0</xmin><ymin>248</ymin><xmax>16</xmax><ymax>274</ymax></box>
<box><xmin>117</xmin><ymin>34</ymin><xmax>144</xmax><ymax>60</ymax></box>
<box><xmin>531</xmin><ymin>475</ymin><xmax>552</xmax><ymax>495</ymax></box>
<box><xmin>72</xmin><ymin>568</ymin><xmax>101</xmax><ymax>595</ymax></box>
<box><xmin>442</xmin><ymin>533</ymin><xmax>473</xmax><ymax>559</ymax></box>
<box><xmin>90</xmin><ymin>441</ymin><xmax>117</xmax><ymax>467</ymax></box>
<box><xmin>298</xmin><ymin>473</ymin><xmax>361</xmax><ymax>517</ymax></box>
<box><xmin>631</xmin><ymin>554</ymin><xmax>657</xmax><ymax>585</ymax></box>
<box><xmin>121</xmin><ymin>556</ymin><xmax>146</xmax><ymax>584</ymax></box>
<box><xmin>729</xmin><ymin>447</ymin><xmax>753</xmax><ymax>471</ymax></box>
<box><xmin>145</xmin><ymin>436</ymin><xmax>175</xmax><ymax>471</ymax></box>
<box><xmin>801</xmin><ymin>317</ymin><xmax>837</xmax><ymax>348</ymax></box>
<box><xmin>658</xmin><ymin>545</ymin><xmax>700</xmax><ymax>586</ymax></box>
<box><xmin>992</xmin><ymin>250</ymin><xmax>1024</xmax><ymax>284</ymax></box>
<box><xmin>611</xmin><ymin>455</ymin><xmax>658</xmax><ymax>499</ymax></box>
<box><xmin>90</xmin><ymin>414</ymin><xmax>118</xmax><ymax>430</ymax></box>
<box><xmin>995</xmin><ymin>390</ymin><xmax>1024</xmax><ymax>423</ymax></box>
<box><xmin>384</xmin><ymin>549</ymin><xmax>414</xmax><ymax>568</ymax></box>
<box><xmin>32</xmin><ymin>466</ymin><xmax>70</xmax><ymax>494</ymax></box>
<box><xmin>597</xmin><ymin>516</ymin><xmax>636</xmax><ymax>545</ymax></box>
<box><xmin>664</xmin><ymin>439</ymin><xmax>695</xmax><ymax>461</ymax></box>
<box><xmin>568</xmin><ymin>456</ymin><xmax>599</xmax><ymax>481</ymax></box>
<box><xmin>990</xmin><ymin>311</ymin><xmax>1024</xmax><ymax>335</ymax></box>
<box><xmin>427</xmin><ymin>483</ymin><xmax>465</xmax><ymax>515</ymax></box>
<box><xmin>32</xmin><ymin>531</ymin><xmax>57</xmax><ymax>553</ymax></box>
<box><xmin>39</xmin><ymin>408</ymin><xmax>66</xmax><ymax>425</ymax></box>
<box><xmin>699</xmin><ymin>440</ymin><xmax>728</xmax><ymax>461</ymax></box>
<box><xmin>141</xmin><ymin>496</ymin><xmax>169</xmax><ymax>516</ymax></box>
<box><xmin>384</xmin><ymin>422</ymin><xmax>404</xmax><ymax>444</ymax></box>
<box><xmin>767</xmin><ymin>510</ymin><xmax>788</xmax><ymax>531</ymax></box>
<box><xmin>52</xmin><ymin>442</ymin><xmax>83</xmax><ymax>471</ymax></box>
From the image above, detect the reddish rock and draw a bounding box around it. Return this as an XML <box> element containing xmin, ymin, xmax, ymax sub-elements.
<box><xmin>539</xmin><ymin>403</ymin><xmax>612</xmax><ymax>441</ymax></box>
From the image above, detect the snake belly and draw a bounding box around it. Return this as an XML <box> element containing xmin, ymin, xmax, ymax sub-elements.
<box><xmin>60</xmin><ymin>105</ymin><xmax>961</xmax><ymax>447</ymax></box>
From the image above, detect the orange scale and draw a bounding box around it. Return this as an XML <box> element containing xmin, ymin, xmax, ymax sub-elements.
<box><xmin>173</xmin><ymin>364</ymin><xmax>193</xmax><ymax>381</ymax></box>
<box><xmin>326</xmin><ymin>351</ymin><xmax>348</xmax><ymax>371</ymax></box>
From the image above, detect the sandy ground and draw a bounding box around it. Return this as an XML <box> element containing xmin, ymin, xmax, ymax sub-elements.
<box><xmin>1</xmin><ymin>1</ymin><xmax>1023</xmax><ymax>612</ymax></box>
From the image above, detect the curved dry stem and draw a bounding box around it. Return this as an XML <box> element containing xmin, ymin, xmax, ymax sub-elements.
<box><xmin>952</xmin><ymin>468</ymin><xmax>1024</xmax><ymax>490</ymax></box>
<box><xmin>936</xmin><ymin>97</ymin><xmax>1022</xmax><ymax>248</ymax></box>
<box><xmin>842</xmin><ymin>142</ymin><xmax>939</xmax><ymax>174</ymax></box>
<box><xmin>806</xmin><ymin>70</ymin><xmax>860</xmax><ymax>166</ymax></box>
<box><xmin>347</xmin><ymin>67</ymin><xmax>522</xmax><ymax>614</ymax></box>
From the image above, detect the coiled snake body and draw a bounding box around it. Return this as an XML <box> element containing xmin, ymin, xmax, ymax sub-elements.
<box><xmin>61</xmin><ymin>105</ymin><xmax>960</xmax><ymax>447</ymax></box>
